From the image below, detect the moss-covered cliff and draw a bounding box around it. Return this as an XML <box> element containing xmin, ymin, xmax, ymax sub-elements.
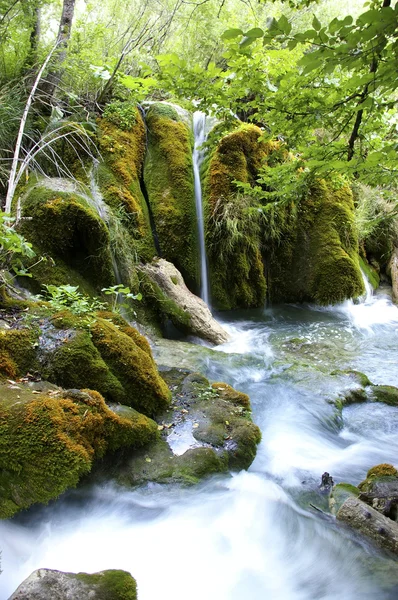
<box><xmin>144</xmin><ymin>103</ymin><xmax>199</xmax><ymax>291</ymax></box>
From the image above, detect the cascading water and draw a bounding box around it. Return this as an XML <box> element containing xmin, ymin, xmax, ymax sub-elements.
<box><xmin>2</xmin><ymin>271</ymin><xmax>398</xmax><ymax>597</ymax></box>
<box><xmin>193</xmin><ymin>111</ymin><xmax>210</xmax><ymax>306</ymax></box>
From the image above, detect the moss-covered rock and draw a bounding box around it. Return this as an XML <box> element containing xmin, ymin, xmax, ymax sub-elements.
<box><xmin>98</xmin><ymin>105</ymin><xmax>155</xmax><ymax>262</ymax></box>
<box><xmin>42</xmin><ymin>312</ymin><xmax>171</xmax><ymax>417</ymax></box>
<box><xmin>0</xmin><ymin>328</ymin><xmax>39</xmax><ymax>378</ymax></box>
<box><xmin>203</xmin><ymin>124</ymin><xmax>268</xmax><ymax>309</ymax></box>
<box><xmin>0</xmin><ymin>383</ymin><xmax>157</xmax><ymax>518</ymax></box>
<box><xmin>370</xmin><ymin>385</ymin><xmax>398</xmax><ymax>407</ymax></box>
<box><xmin>107</xmin><ymin>369</ymin><xmax>261</xmax><ymax>486</ymax></box>
<box><xmin>329</xmin><ymin>482</ymin><xmax>360</xmax><ymax>514</ymax></box>
<box><xmin>144</xmin><ymin>102</ymin><xmax>199</xmax><ymax>290</ymax></box>
<box><xmin>268</xmin><ymin>178</ymin><xmax>364</xmax><ymax>304</ymax></box>
<box><xmin>10</xmin><ymin>568</ymin><xmax>137</xmax><ymax>600</ymax></box>
<box><xmin>20</xmin><ymin>184</ymin><xmax>115</xmax><ymax>292</ymax></box>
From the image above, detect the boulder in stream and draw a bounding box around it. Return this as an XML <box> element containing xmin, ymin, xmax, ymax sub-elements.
<box><xmin>9</xmin><ymin>568</ymin><xmax>137</xmax><ymax>599</ymax></box>
<box><xmin>140</xmin><ymin>258</ymin><xmax>229</xmax><ymax>345</ymax></box>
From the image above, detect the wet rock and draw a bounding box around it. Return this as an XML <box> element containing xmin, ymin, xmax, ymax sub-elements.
<box><xmin>329</xmin><ymin>483</ymin><xmax>360</xmax><ymax>515</ymax></box>
<box><xmin>358</xmin><ymin>464</ymin><xmax>398</xmax><ymax>521</ymax></box>
<box><xmin>337</xmin><ymin>497</ymin><xmax>398</xmax><ymax>555</ymax></box>
<box><xmin>9</xmin><ymin>568</ymin><xmax>137</xmax><ymax>599</ymax></box>
<box><xmin>140</xmin><ymin>258</ymin><xmax>229</xmax><ymax>345</ymax></box>
<box><xmin>97</xmin><ymin>368</ymin><xmax>261</xmax><ymax>486</ymax></box>
<box><xmin>319</xmin><ymin>472</ymin><xmax>334</xmax><ymax>494</ymax></box>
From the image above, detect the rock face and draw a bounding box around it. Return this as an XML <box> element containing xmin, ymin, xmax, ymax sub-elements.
<box><xmin>140</xmin><ymin>258</ymin><xmax>229</xmax><ymax>345</ymax></box>
<box><xmin>337</xmin><ymin>497</ymin><xmax>398</xmax><ymax>555</ymax></box>
<box><xmin>388</xmin><ymin>248</ymin><xmax>398</xmax><ymax>303</ymax></box>
<box><xmin>9</xmin><ymin>568</ymin><xmax>137</xmax><ymax>599</ymax></box>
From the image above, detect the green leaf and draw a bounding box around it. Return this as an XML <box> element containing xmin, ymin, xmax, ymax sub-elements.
<box><xmin>221</xmin><ymin>28</ymin><xmax>243</xmax><ymax>40</ymax></box>
<box><xmin>312</xmin><ymin>15</ymin><xmax>321</xmax><ymax>31</ymax></box>
<box><xmin>244</xmin><ymin>27</ymin><xmax>264</xmax><ymax>39</ymax></box>
<box><xmin>278</xmin><ymin>15</ymin><xmax>292</xmax><ymax>35</ymax></box>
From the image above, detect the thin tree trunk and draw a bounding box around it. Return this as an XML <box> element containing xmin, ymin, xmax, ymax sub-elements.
<box><xmin>41</xmin><ymin>0</ymin><xmax>76</xmax><ymax>101</ymax></box>
<box><xmin>4</xmin><ymin>44</ymin><xmax>58</xmax><ymax>213</ymax></box>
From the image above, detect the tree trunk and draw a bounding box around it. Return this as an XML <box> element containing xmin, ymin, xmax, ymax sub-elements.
<box><xmin>41</xmin><ymin>0</ymin><xmax>76</xmax><ymax>102</ymax></box>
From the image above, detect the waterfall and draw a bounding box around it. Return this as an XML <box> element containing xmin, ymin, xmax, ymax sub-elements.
<box><xmin>193</xmin><ymin>111</ymin><xmax>210</xmax><ymax>306</ymax></box>
<box><xmin>360</xmin><ymin>269</ymin><xmax>373</xmax><ymax>304</ymax></box>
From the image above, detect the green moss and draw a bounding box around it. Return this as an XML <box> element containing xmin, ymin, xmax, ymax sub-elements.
<box><xmin>98</xmin><ymin>108</ymin><xmax>155</xmax><ymax>262</ymax></box>
<box><xmin>268</xmin><ymin>178</ymin><xmax>364</xmax><ymax>304</ymax></box>
<box><xmin>370</xmin><ymin>385</ymin><xmax>398</xmax><ymax>406</ymax></box>
<box><xmin>139</xmin><ymin>270</ymin><xmax>191</xmax><ymax>331</ymax></box>
<box><xmin>0</xmin><ymin>386</ymin><xmax>157</xmax><ymax>518</ymax></box>
<box><xmin>90</xmin><ymin>318</ymin><xmax>171</xmax><ymax>416</ymax></box>
<box><xmin>76</xmin><ymin>570</ymin><xmax>137</xmax><ymax>600</ymax></box>
<box><xmin>211</xmin><ymin>382</ymin><xmax>251</xmax><ymax>409</ymax></box>
<box><xmin>329</xmin><ymin>482</ymin><xmax>360</xmax><ymax>514</ymax></box>
<box><xmin>144</xmin><ymin>103</ymin><xmax>199</xmax><ymax>291</ymax></box>
<box><xmin>0</xmin><ymin>329</ymin><xmax>39</xmax><ymax>377</ymax></box>
<box><xmin>203</xmin><ymin>124</ymin><xmax>270</xmax><ymax>309</ymax></box>
<box><xmin>331</xmin><ymin>369</ymin><xmax>373</xmax><ymax>387</ymax></box>
<box><xmin>359</xmin><ymin>256</ymin><xmax>380</xmax><ymax>290</ymax></box>
<box><xmin>45</xmin><ymin>314</ymin><xmax>171</xmax><ymax>417</ymax></box>
<box><xmin>20</xmin><ymin>186</ymin><xmax>114</xmax><ymax>291</ymax></box>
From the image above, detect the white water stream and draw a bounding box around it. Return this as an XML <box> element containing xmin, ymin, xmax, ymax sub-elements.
<box><xmin>193</xmin><ymin>112</ymin><xmax>210</xmax><ymax>306</ymax></box>
<box><xmin>2</xmin><ymin>281</ymin><xmax>398</xmax><ymax>598</ymax></box>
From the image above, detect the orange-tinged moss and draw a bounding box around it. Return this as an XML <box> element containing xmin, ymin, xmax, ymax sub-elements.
<box><xmin>366</xmin><ymin>463</ymin><xmax>398</xmax><ymax>479</ymax></box>
<box><xmin>0</xmin><ymin>386</ymin><xmax>158</xmax><ymax>518</ymax></box>
<box><xmin>0</xmin><ymin>350</ymin><xmax>17</xmax><ymax>379</ymax></box>
<box><xmin>0</xmin><ymin>329</ymin><xmax>39</xmax><ymax>376</ymax></box>
<box><xmin>211</xmin><ymin>382</ymin><xmax>251</xmax><ymax>409</ymax></box>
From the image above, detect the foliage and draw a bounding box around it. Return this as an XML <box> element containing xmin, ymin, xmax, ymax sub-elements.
<box><xmin>103</xmin><ymin>100</ymin><xmax>137</xmax><ymax>130</ymax></box>
<box><xmin>102</xmin><ymin>284</ymin><xmax>142</xmax><ymax>312</ymax></box>
<box><xmin>39</xmin><ymin>284</ymin><xmax>105</xmax><ymax>314</ymax></box>
<box><xmin>0</xmin><ymin>214</ymin><xmax>37</xmax><ymax>282</ymax></box>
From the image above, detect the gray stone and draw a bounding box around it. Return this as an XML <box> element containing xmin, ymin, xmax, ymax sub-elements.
<box><xmin>9</xmin><ymin>568</ymin><xmax>137</xmax><ymax>600</ymax></box>
<box><xmin>141</xmin><ymin>258</ymin><xmax>229</xmax><ymax>345</ymax></box>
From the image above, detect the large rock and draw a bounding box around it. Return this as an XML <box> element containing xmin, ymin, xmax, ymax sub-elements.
<box><xmin>140</xmin><ymin>258</ymin><xmax>229</xmax><ymax>345</ymax></box>
<box><xmin>337</xmin><ymin>497</ymin><xmax>398</xmax><ymax>555</ymax></box>
<box><xmin>9</xmin><ymin>568</ymin><xmax>137</xmax><ymax>599</ymax></box>
<box><xmin>387</xmin><ymin>248</ymin><xmax>398</xmax><ymax>303</ymax></box>
<box><xmin>95</xmin><ymin>369</ymin><xmax>261</xmax><ymax>486</ymax></box>
<box><xmin>0</xmin><ymin>382</ymin><xmax>158</xmax><ymax>518</ymax></box>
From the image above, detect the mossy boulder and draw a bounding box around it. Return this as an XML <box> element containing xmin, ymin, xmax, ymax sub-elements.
<box><xmin>41</xmin><ymin>312</ymin><xmax>171</xmax><ymax>417</ymax></box>
<box><xmin>357</xmin><ymin>464</ymin><xmax>398</xmax><ymax>520</ymax></box>
<box><xmin>108</xmin><ymin>369</ymin><xmax>261</xmax><ymax>486</ymax></box>
<box><xmin>203</xmin><ymin>124</ymin><xmax>268</xmax><ymax>309</ymax></box>
<box><xmin>10</xmin><ymin>568</ymin><xmax>137</xmax><ymax>600</ymax></box>
<box><xmin>20</xmin><ymin>183</ymin><xmax>114</xmax><ymax>292</ymax></box>
<box><xmin>98</xmin><ymin>105</ymin><xmax>155</xmax><ymax>262</ymax></box>
<box><xmin>0</xmin><ymin>383</ymin><xmax>158</xmax><ymax>518</ymax></box>
<box><xmin>143</xmin><ymin>102</ymin><xmax>199</xmax><ymax>290</ymax></box>
<box><xmin>267</xmin><ymin>178</ymin><xmax>364</xmax><ymax>304</ymax></box>
<box><xmin>336</xmin><ymin>382</ymin><xmax>398</xmax><ymax>409</ymax></box>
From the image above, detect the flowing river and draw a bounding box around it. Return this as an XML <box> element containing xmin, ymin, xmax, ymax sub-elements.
<box><xmin>1</xmin><ymin>285</ymin><xmax>398</xmax><ymax>599</ymax></box>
